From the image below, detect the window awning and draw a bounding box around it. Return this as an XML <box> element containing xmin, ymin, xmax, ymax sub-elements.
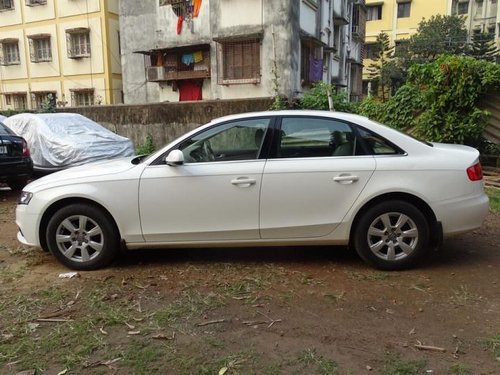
<box><xmin>0</xmin><ymin>38</ymin><xmax>18</xmax><ymax>44</ymax></box>
<box><xmin>27</xmin><ymin>33</ymin><xmax>51</xmax><ymax>40</ymax></box>
<box><xmin>65</xmin><ymin>27</ymin><xmax>90</xmax><ymax>34</ymax></box>
<box><xmin>134</xmin><ymin>43</ymin><xmax>210</xmax><ymax>55</ymax></box>
<box><xmin>213</xmin><ymin>32</ymin><xmax>263</xmax><ymax>43</ymax></box>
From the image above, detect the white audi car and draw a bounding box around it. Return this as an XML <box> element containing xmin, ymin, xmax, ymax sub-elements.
<box><xmin>16</xmin><ymin>111</ymin><xmax>489</xmax><ymax>270</ymax></box>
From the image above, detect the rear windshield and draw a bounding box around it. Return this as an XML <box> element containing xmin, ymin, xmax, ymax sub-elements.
<box><xmin>0</xmin><ymin>123</ymin><xmax>14</xmax><ymax>135</ymax></box>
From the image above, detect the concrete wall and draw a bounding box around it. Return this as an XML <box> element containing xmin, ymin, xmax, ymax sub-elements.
<box><xmin>57</xmin><ymin>98</ymin><xmax>274</xmax><ymax>148</ymax></box>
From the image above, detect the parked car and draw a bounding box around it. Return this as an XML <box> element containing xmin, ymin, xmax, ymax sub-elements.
<box><xmin>5</xmin><ymin>113</ymin><xmax>134</xmax><ymax>172</ymax></box>
<box><xmin>0</xmin><ymin>121</ymin><xmax>33</xmax><ymax>191</ymax></box>
<box><xmin>16</xmin><ymin>111</ymin><xmax>489</xmax><ymax>270</ymax></box>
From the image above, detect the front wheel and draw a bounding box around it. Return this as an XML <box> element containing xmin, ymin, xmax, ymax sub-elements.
<box><xmin>46</xmin><ymin>204</ymin><xmax>119</xmax><ymax>270</ymax></box>
<box><xmin>353</xmin><ymin>200</ymin><xmax>430</xmax><ymax>270</ymax></box>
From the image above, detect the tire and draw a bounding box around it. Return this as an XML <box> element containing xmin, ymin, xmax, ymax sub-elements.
<box><xmin>46</xmin><ymin>204</ymin><xmax>119</xmax><ymax>270</ymax></box>
<box><xmin>7</xmin><ymin>177</ymin><xmax>28</xmax><ymax>192</ymax></box>
<box><xmin>353</xmin><ymin>200</ymin><xmax>430</xmax><ymax>270</ymax></box>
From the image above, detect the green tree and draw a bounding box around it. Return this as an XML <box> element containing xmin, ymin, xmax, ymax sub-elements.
<box><xmin>409</xmin><ymin>15</ymin><xmax>468</xmax><ymax>61</ymax></box>
<box><xmin>368</xmin><ymin>32</ymin><xmax>396</xmax><ymax>101</ymax></box>
<box><xmin>469</xmin><ymin>32</ymin><xmax>498</xmax><ymax>62</ymax></box>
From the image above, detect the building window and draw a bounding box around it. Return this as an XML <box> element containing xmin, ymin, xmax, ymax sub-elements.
<box><xmin>397</xmin><ymin>2</ymin><xmax>411</xmax><ymax>18</ymax></box>
<box><xmin>66</xmin><ymin>29</ymin><xmax>91</xmax><ymax>58</ymax></box>
<box><xmin>0</xmin><ymin>40</ymin><xmax>20</xmax><ymax>65</ymax></box>
<box><xmin>28</xmin><ymin>35</ymin><xmax>52</xmax><ymax>63</ymax></box>
<box><xmin>0</xmin><ymin>0</ymin><xmax>14</xmax><ymax>11</ymax></box>
<box><xmin>216</xmin><ymin>38</ymin><xmax>261</xmax><ymax>85</ymax></box>
<box><xmin>71</xmin><ymin>89</ymin><xmax>94</xmax><ymax>107</ymax></box>
<box><xmin>25</xmin><ymin>0</ymin><xmax>47</xmax><ymax>6</ymax></box>
<box><xmin>4</xmin><ymin>93</ymin><xmax>27</xmax><ymax>110</ymax></box>
<box><xmin>364</xmin><ymin>43</ymin><xmax>378</xmax><ymax>59</ymax></box>
<box><xmin>31</xmin><ymin>91</ymin><xmax>56</xmax><ymax>110</ymax></box>
<box><xmin>452</xmin><ymin>0</ymin><xmax>469</xmax><ymax>15</ymax></box>
<box><xmin>366</xmin><ymin>5</ymin><xmax>382</xmax><ymax>21</ymax></box>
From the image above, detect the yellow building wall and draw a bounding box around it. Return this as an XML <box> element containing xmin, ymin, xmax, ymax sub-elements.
<box><xmin>364</xmin><ymin>0</ymin><xmax>449</xmax><ymax>79</ymax></box>
<box><xmin>0</xmin><ymin>0</ymin><xmax>122</xmax><ymax>110</ymax></box>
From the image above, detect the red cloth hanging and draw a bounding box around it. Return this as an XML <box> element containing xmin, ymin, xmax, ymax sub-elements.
<box><xmin>193</xmin><ymin>0</ymin><xmax>202</xmax><ymax>17</ymax></box>
<box><xmin>179</xmin><ymin>80</ymin><xmax>202</xmax><ymax>101</ymax></box>
<box><xmin>176</xmin><ymin>15</ymin><xmax>184</xmax><ymax>35</ymax></box>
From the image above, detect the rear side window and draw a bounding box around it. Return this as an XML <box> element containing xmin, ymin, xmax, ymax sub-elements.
<box><xmin>277</xmin><ymin>117</ymin><xmax>362</xmax><ymax>158</ymax></box>
<box><xmin>0</xmin><ymin>123</ymin><xmax>14</xmax><ymax>135</ymax></box>
<box><xmin>357</xmin><ymin>127</ymin><xmax>403</xmax><ymax>155</ymax></box>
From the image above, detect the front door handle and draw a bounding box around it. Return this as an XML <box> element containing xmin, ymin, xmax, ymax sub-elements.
<box><xmin>333</xmin><ymin>175</ymin><xmax>359</xmax><ymax>184</ymax></box>
<box><xmin>231</xmin><ymin>177</ymin><xmax>256</xmax><ymax>187</ymax></box>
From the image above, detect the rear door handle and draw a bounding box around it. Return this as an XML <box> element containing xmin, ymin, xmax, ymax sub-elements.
<box><xmin>333</xmin><ymin>175</ymin><xmax>359</xmax><ymax>184</ymax></box>
<box><xmin>231</xmin><ymin>177</ymin><xmax>256</xmax><ymax>187</ymax></box>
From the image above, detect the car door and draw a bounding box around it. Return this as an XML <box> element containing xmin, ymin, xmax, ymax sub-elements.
<box><xmin>139</xmin><ymin>117</ymin><xmax>273</xmax><ymax>243</ymax></box>
<box><xmin>259</xmin><ymin>116</ymin><xmax>376</xmax><ymax>239</ymax></box>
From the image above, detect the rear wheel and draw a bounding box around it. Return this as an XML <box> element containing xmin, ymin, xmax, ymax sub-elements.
<box><xmin>46</xmin><ymin>204</ymin><xmax>119</xmax><ymax>270</ymax></box>
<box><xmin>7</xmin><ymin>177</ymin><xmax>28</xmax><ymax>191</ymax></box>
<box><xmin>353</xmin><ymin>200</ymin><xmax>430</xmax><ymax>270</ymax></box>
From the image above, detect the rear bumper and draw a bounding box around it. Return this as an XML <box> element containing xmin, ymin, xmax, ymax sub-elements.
<box><xmin>0</xmin><ymin>158</ymin><xmax>33</xmax><ymax>180</ymax></box>
<box><xmin>434</xmin><ymin>193</ymin><xmax>489</xmax><ymax>237</ymax></box>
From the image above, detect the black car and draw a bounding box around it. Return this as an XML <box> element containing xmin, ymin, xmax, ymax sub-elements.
<box><xmin>0</xmin><ymin>121</ymin><xmax>33</xmax><ymax>191</ymax></box>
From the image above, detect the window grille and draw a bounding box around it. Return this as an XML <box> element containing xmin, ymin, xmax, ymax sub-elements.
<box><xmin>70</xmin><ymin>89</ymin><xmax>94</xmax><ymax>107</ymax></box>
<box><xmin>216</xmin><ymin>39</ymin><xmax>261</xmax><ymax>85</ymax></box>
<box><xmin>27</xmin><ymin>35</ymin><xmax>52</xmax><ymax>63</ymax></box>
<box><xmin>0</xmin><ymin>0</ymin><xmax>14</xmax><ymax>11</ymax></box>
<box><xmin>66</xmin><ymin>29</ymin><xmax>91</xmax><ymax>58</ymax></box>
<box><xmin>31</xmin><ymin>91</ymin><xmax>56</xmax><ymax>110</ymax></box>
<box><xmin>0</xmin><ymin>39</ymin><xmax>20</xmax><ymax>65</ymax></box>
<box><xmin>4</xmin><ymin>93</ymin><xmax>27</xmax><ymax>110</ymax></box>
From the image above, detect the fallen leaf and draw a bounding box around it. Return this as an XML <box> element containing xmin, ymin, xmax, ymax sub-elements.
<box><xmin>218</xmin><ymin>367</ymin><xmax>228</xmax><ymax>375</ymax></box>
<box><xmin>99</xmin><ymin>327</ymin><xmax>108</xmax><ymax>335</ymax></box>
<box><xmin>127</xmin><ymin>330</ymin><xmax>141</xmax><ymax>335</ymax></box>
<box><xmin>56</xmin><ymin>369</ymin><xmax>68</xmax><ymax>375</ymax></box>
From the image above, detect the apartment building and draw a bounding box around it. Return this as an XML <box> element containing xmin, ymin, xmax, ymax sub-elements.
<box><xmin>449</xmin><ymin>0</ymin><xmax>499</xmax><ymax>46</ymax></box>
<box><xmin>0</xmin><ymin>0</ymin><xmax>122</xmax><ymax>111</ymax></box>
<box><xmin>120</xmin><ymin>0</ymin><xmax>366</xmax><ymax>104</ymax></box>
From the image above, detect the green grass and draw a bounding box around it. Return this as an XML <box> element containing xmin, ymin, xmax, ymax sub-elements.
<box><xmin>297</xmin><ymin>349</ymin><xmax>338</xmax><ymax>375</ymax></box>
<box><xmin>486</xmin><ymin>187</ymin><xmax>500</xmax><ymax>213</ymax></box>
<box><xmin>383</xmin><ymin>353</ymin><xmax>427</xmax><ymax>375</ymax></box>
<box><xmin>481</xmin><ymin>334</ymin><xmax>500</xmax><ymax>357</ymax></box>
<box><xmin>449</xmin><ymin>363</ymin><xmax>472</xmax><ymax>375</ymax></box>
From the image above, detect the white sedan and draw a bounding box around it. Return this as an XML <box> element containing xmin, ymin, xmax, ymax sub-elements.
<box><xmin>16</xmin><ymin>111</ymin><xmax>489</xmax><ymax>270</ymax></box>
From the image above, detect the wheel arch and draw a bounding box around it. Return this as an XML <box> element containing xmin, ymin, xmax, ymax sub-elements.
<box><xmin>39</xmin><ymin>197</ymin><xmax>121</xmax><ymax>252</ymax></box>
<box><xmin>349</xmin><ymin>192</ymin><xmax>441</xmax><ymax>249</ymax></box>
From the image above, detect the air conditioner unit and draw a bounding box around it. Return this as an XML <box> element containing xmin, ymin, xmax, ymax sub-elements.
<box><xmin>147</xmin><ymin>66</ymin><xmax>165</xmax><ymax>82</ymax></box>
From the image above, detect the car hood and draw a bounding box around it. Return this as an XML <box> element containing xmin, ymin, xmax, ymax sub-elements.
<box><xmin>25</xmin><ymin>157</ymin><xmax>138</xmax><ymax>192</ymax></box>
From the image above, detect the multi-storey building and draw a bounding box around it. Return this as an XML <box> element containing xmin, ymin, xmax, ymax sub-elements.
<box><xmin>449</xmin><ymin>0</ymin><xmax>499</xmax><ymax>46</ymax></box>
<box><xmin>120</xmin><ymin>0</ymin><xmax>366</xmax><ymax>104</ymax></box>
<box><xmin>0</xmin><ymin>0</ymin><xmax>122</xmax><ymax>111</ymax></box>
<box><xmin>364</xmin><ymin>0</ymin><xmax>499</xmax><ymax>93</ymax></box>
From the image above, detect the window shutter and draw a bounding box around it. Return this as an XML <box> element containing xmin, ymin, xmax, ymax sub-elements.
<box><xmin>0</xmin><ymin>44</ymin><xmax>4</xmax><ymax>66</ymax></box>
<box><xmin>28</xmin><ymin>38</ymin><xmax>35</xmax><ymax>62</ymax></box>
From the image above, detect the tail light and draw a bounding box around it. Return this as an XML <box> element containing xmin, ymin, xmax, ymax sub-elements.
<box><xmin>466</xmin><ymin>162</ymin><xmax>483</xmax><ymax>181</ymax></box>
<box><xmin>22</xmin><ymin>138</ymin><xmax>30</xmax><ymax>157</ymax></box>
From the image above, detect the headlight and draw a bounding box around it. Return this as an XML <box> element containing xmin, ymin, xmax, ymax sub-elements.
<box><xmin>18</xmin><ymin>191</ymin><xmax>33</xmax><ymax>205</ymax></box>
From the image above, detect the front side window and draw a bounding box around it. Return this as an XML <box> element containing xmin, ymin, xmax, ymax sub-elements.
<box><xmin>178</xmin><ymin>118</ymin><xmax>271</xmax><ymax>163</ymax></box>
<box><xmin>217</xmin><ymin>39</ymin><xmax>261</xmax><ymax>84</ymax></box>
<box><xmin>397</xmin><ymin>2</ymin><xmax>411</xmax><ymax>18</ymax></box>
<box><xmin>1</xmin><ymin>42</ymin><xmax>20</xmax><ymax>65</ymax></box>
<box><xmin>277</xmin><ymin>117</ymin><xmax>359</xmax><ymax>158</ymax></box>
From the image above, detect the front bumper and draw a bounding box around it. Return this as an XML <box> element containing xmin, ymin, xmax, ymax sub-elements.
<box><xmin>16</xmin><ymin>204</ymin><xmax>41</xmax><ymax>248</ymax></box>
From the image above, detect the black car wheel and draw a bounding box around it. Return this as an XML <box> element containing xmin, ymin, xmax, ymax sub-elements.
<box><xmin>353</xmin><ymin>200</ymin><xmax>430</xmax><ymax>270</ymax></box>
<box><xmin>7</xmin><ymin>177</ymin><xmax>28</xmax><ymax>192</ymax></box>
<box><xmin>46</xmin><ymin>204</ymin><xmax>119</xmax><ymax>270</ymax></box>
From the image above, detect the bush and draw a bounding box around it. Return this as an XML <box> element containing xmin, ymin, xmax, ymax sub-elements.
<box><xmin>135</xmin><ymin>134</ymin><xmax>156</xmax><ymax>155</ymax></box>
<box><xmin>299</xmin><ymin>82</ymin><xmax>357</xmax><ymax>113</ymax></box>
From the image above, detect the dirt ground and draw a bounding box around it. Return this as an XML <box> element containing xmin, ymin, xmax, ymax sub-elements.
<box><xmin>0</xmin><ymin>186</ymin><xmax>499</xmax><ymax>375</ymax></box>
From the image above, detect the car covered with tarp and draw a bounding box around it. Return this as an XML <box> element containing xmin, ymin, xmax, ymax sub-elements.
<box><xmin>4</xmin><ymin>113</ymin><xmax>134</xmax><ymax>172</ymax></box>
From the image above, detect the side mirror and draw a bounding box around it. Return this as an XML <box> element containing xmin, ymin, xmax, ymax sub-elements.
<box><xmin>165</xmin><ymin>149</ymin><xmax>184</xmax><ymax>166</ymax></box>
